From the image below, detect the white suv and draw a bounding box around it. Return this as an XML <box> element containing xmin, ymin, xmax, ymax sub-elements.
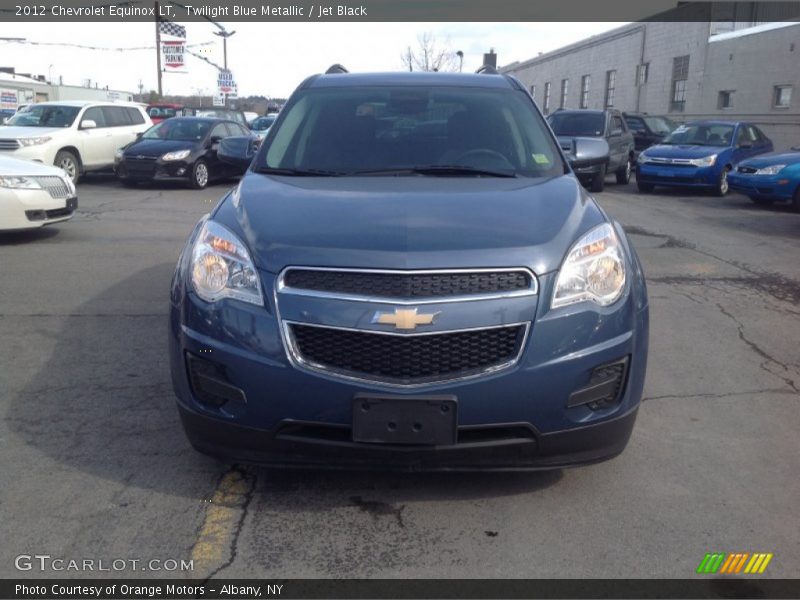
<box><xmin>0</xmin><ymin>101</ymin><xmax>152</xmax><ymax>183</ymax></box>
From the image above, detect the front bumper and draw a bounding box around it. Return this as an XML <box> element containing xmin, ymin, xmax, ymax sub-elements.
<box><xmin>728</xmin><ymin>172</ymin><xmax>796</xmax><ymax>201</ymax></box>
<box><xmin>0</xmin><ymin>143</ymin><xmax>56</xmax><ymax>165</ymax></box>
<box><xmin>169</xmin><ymin>249</ymin><xmax>649</xmax><ymax>470</ymax></box>
<box><xmin>569</xmin><ymin>158</ymin><xmax>606</xmax><ymax>176</ymax></box>
<box><xmin>0</xmin><ymin>188</ymin><xmax>77</xmax><ymax>231</ymax></box>
<box><xmin>116</xmin><ymin>157</ymin><xmax>192</xmax><ymax>182</ymax></box>
<box><xmin>636</xmin><ymin>163</ymin><xmax>719</xmax><ymax>188</ymax></box>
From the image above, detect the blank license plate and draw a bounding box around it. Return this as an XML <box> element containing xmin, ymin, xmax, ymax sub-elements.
<box><xmin>352</xmin><ymin>395</ymin><xmax>457</xmax><ymax>446</ymax></box>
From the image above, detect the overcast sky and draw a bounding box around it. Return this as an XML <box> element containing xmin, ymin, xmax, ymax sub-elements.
<box><xmin>0</xmin><ymin>22</ymin><xmax>626</xmax><ymax>98</ymax></box>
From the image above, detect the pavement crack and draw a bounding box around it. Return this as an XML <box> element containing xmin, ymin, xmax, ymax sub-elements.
<box><xmin>643</xmin><ymin>388</ymin><xmax>794</xmax><ymax>402</ymax></box>
<box><xmin>191</xmin><ymin>465</ymin><xmax>258</xmax><ymax>581</ymax></box>
<box><xmin>715</xmin><ymin>303</ymin><xmax>800</xmax><ymax>394</ymax></box>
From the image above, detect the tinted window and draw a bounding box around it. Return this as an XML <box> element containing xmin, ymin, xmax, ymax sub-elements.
<box><xmin>663</xmin><ymin>123</ymin><xmax>735</xmax><ymax>146</ymax></box>
<box><xmin>83</xmin><ymin>107</ymin><xmax>107</xmax><ymax>128</ymax></box>
<box><xmin>252</xmin><ymin>116</ymin><xmax>276</xmax><ymax>131</ymax></box>
<box><xmin>548</xmin><ymin>112</ymin><xmax>605</xmax><ymax>137</ymax></box>
<box><xmin>127</xmin><ymin>107</ymin><xmax>146</xmax><ymax>125</ymax></box>
<box><xmin>210</xmin><ymin>123</ymin><xmax>229</xmax><ymax>139</ymax></box>
<box><xmin>142</xmin><ymin>119</ymin><xmax>212</xmax><ymax>141</ymax></box>
<box><xmin>261</xmin><ymin>85</ymin><xmax>563</xmax><ymax>177</ymax></box>
<box><xmin>625</xmin><ymin>117</ymin><xmax>646</xmax><ymax>133</ymax></box>
<box><xmin>6</xmin><ymin>104</ymin><xmax>81</xmax><ymax>128</ymax></box>
<box><xmin>102</xmin><ymin>106</ymin><xmax>131</xmax><ymax>127</ymax></box>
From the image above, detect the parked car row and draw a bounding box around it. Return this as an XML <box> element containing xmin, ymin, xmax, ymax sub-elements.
<box><xmin>548</xmin><ymin>110</ymin><xmax>798</xmax><ymax>210</ymax></box>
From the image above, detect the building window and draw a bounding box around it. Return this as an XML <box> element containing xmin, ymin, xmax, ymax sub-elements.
<box><xmin>637</xmin><ymin>63</ymin><xmax>649</xmax><ymax>85</ymax></box>
<box><xmin>773</xmin><ymin>85</ymin><xmax>792</xmax><ymax>108</ymax></box>
<box><xmin>670</xmin><ymin>55</ymin><xmax>690</xmax><ymax>112</ymax></box>
<box><xmin>717</xmin><ymin>90</ymin><xmax>734</xmax><ymax>109</ymax></box>
<box><xmin>604</xmin><ymin>70</ymin><xmax>616</xmax><ymax>107</ymax></box>
<box><xmin>580</xmin><ymin>75</ymin><xmax>590</xmax><ymax>108</ymax></box>
<box><xmin>543</xmin><ymin>82</ymin><xmax>551</xmax><ymax>114</ymax></box>
<box><xmin>530</xmin><ymin>84</ymin><xmax>536</xmax><ymax>101</ymax></box>
<box><xmin>560</xmin><ymin>78</ymin><xmax>569</xmax><ymax>109</ymax></box>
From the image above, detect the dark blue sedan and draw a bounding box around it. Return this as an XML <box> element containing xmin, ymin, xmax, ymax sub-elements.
<box><xmin>636</xmin><ymin>121</ymin><xmax>773</xmax><ymax>196</ymax></box>
<box><xmin>168</xmin><ymin>69</ymin><xmax>649</xmax><ymax>471</ymax></box>
<box><xmin>728</xmin><ymin>147</ymin><xmax>800</xmax><ymax>211</ymax></box>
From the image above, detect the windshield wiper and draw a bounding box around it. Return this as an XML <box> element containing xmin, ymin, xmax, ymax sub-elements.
<box><xmin>351</xmin><ymin>165</ymin><xmax>517</xmax><ymax>178</ymax></box>
<box><xmin>255</xmin><ymin>167</ymin><xmax>346</xmax><ymax>176</ymax></box>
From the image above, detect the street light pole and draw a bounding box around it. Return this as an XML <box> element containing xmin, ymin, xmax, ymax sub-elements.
<box><xmin>154</xmin><ymin>1</ymin><xmax>163</xmax><ymax>97</ymax></box>
<box><xmin>213</xmin><ymin>29</ymin><xmax>236</xmax><ymax>107</ymax></box>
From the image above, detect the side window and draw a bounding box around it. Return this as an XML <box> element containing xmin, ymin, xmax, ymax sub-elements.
<box><xmin>102</xmin><ymin>106</ymin><xmax>131</xmax><ymax>127</ymax></box>
<box><xmin>210</xmin><ymin>123</ymin><xmax>228</xmax><ymax>140</ymax></box>
<box><xmin>127</xmin><ymin>107</ymin><xmax>146</xmax><ymax>125</ymax></box>
<box><xmin>734</xmin><ymin>126</ymin><xmax>748</xmax><ymax>146</ymax></box>
<box><xmin>224</xmin><ymin>122</ymin><xmax>248</xmax><ymax>137</ymax></box>
<box><xmin>82</xmin><ymin>107</ymin><xmax>107</xmax><ymax>128</ymax></box>
<box><xmin>625</xmin><ymin>117</ymin><xmax>645</xmax><ymax>133</ymax></box>
<box><xmin>611</xmin><ymin>116</ymin><xmax>625</xmax><ymax>132</ymax></box>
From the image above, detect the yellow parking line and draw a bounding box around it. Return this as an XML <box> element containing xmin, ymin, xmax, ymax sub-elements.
<box><xmin>758</xmin><ymin>554</ymin><xmax>773</xmax><ymax>574</ymax></box>
<box><xmin>190</xmin><ymin>467</ymin><xmax>256</xmax><ymax>576</ymax></box>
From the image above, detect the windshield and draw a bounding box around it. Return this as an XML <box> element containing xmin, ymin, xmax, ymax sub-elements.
<box><xmin>662</xmin><ymin>123</ymin><xmax>735</xmax><ymax>146</ymax></box>
<box><xmin>548</xmin><ymin>112</ymin><xmax>605</xmax><ymax>137</ymax></box>
<box><xmin>258</xmin><ymin>85</ymin><xmax>563</xmax><ymax>177</ymax></box>
<box><xmin>643</xmin><ymin>116</ymin><xmax>676</xmax><ymax>135</ymax></box>
<box><xmin>252</xmin><ymin>116</ymin><xmax>276</xmax><ymax>131</ymax></box>
<box><xmin>142</xmin><ymin>119</ymin><xmax>212</xmax><ymax>141</ymax></box>
<box><xmin>148</xmin><ymin>106</ymin><xmax>179</xmax><ymax>119</ymax></box>
<box><xmin>6</xmin><ymin>105</ymin><xmax>81</xmax><ymax>128</ymax></box>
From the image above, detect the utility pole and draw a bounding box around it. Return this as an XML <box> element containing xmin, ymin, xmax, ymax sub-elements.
<box><xmin>154</xmin><ymin>1</ymin><xmax>163</xmax><ymax>97</ymax></box>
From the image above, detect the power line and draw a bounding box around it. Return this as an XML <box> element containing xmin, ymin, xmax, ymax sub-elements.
<box><xmin>0</xmin><ymin>38</ymin><xmax>214</xmax><ymax>52</ymax></box>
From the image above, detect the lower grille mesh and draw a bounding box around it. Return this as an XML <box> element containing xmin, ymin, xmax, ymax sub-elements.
<box><xmin>290</xmin><ymin>324</ymin><xmax>525</xmax><ymax>384</ymax></box>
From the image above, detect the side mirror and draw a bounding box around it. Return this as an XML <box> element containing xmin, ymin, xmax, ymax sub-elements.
<box><xmin>217</xmin><ymin>136</ymin><xmax>256</xmax><ymax>168</ymax></box>
<box><xmin>80</xmin><ymin>119</ymin><xmax>97</xmax><ymax>130</ymax></box>
<box><xmin>136</xmin><ymin>132</ymin><xmax>144</xmax><ymax>139</ymax></box>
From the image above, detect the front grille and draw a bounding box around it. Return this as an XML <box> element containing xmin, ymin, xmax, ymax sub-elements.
<box><xmin>289</xmin><ymin>323</ymin><xmax>526</xmax><ymax>385</ymax></box>
<box><xmin>32</xmin><ymin>176</ymin><xmax>70</xmax><ymax>199</ymax></box>
<box><xmin>123</xmin><ymin>157</ymin><xmax>158</xmax><ymax>176</ymax></box>
<box><xmin>282</xmin><ymin>269</ymin><xmax>534</xmax><ymax>299</ymax></box>
<box><xmin>0</xmin><ymin>138</ymin><xmax>19</xmax><ymax>150</ymax></box>
<box><xmin>738</xmin><ymin>166</ymin><xmax>758</xmax><ymax>174</ymax></box>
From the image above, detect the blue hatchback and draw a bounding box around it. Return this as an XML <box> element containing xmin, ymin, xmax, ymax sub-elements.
<box><xmin>728</xmin><ymin>147</ymin><xmax>800</xmax><ymax>211</ymax></box>
<box><xmin>636</xmin><ymin>121</ymin><xmax>773</xmax><ymax>196</ymax></box>
<box><xmin>168</xmin><ymin>68</ymin><xmax>649</xmax><ymax>471</ymax></box>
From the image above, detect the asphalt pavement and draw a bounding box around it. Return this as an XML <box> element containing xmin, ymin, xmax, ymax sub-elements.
<box><xmin>1</xmin><ymin>173</ymin><xmax>798</xmax><ymax>580</ymax></box>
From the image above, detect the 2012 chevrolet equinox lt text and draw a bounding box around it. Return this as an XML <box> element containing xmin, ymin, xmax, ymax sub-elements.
<box><xmin>168</xmin><ymin>67</ymin><xmax>650</xmax><ymax>471</ymax></box>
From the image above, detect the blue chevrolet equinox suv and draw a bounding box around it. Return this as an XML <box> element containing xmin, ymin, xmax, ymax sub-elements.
<box><xmin>169</xmin><ymin>66</ymin><xmax>650</xmax><ymax>471</ymax></box>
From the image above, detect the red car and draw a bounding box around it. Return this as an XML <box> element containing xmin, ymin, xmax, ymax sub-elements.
<box><xmin>146</xmin><ymin>103</ymin><xmax>184</xmax><ymax>124</ymax></box>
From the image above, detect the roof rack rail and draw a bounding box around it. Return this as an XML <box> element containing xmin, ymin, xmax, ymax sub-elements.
<box><xmin>475</xmin><ymin>64</ymin><xmax>499</xmax><ymax>75</ymax></box>
<box><xmin>325</xmin><ymin>64</ymin><xmax>349</xmax><ymax>74</ymax></box>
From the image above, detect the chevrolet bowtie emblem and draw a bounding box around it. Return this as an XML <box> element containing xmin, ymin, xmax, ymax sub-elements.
<box><xmin>371</xmin><ymin>308</ymin><xmax>440</xmax><ymax>330</ymax></box>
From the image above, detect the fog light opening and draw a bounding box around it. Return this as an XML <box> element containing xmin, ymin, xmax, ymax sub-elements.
<box><xmin>568</xmin><ymin>356</ymin><xmax>630</xmax><ymax>410</ymax></box>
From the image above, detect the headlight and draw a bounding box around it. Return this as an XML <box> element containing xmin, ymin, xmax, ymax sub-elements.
<box><xmin>162</xmin><ymin>149</ymin><xmax>191</xmax><ymax>161</ymax></box>
<box><xmin>637</xmin><ymin>151</ymin><xmax>649</xmax><ymax>163</ymax></box>
<box><xmin>688</xmin><ymin>154</ymin><xmax>717</xmax><ymax>167</ymax></box>
<box><xmin>190</xmin><ymin>220</ymin><xmax>263</xmax><ymax>306</ymax></box>
<box><xmin>0</xmin><ymin>175</ymin><xmax>43</xmax><ymax>190</ymax></box>
<box><xmin>17</xmin><ymin>136</ymin><xmax>52</xmax><ymax>147</ymax></box>
<box><xmin>754</xmin><ymin>164</ymin><xmax>786</xmax><ymax>175</ymax></box>
<box><xmin>552</xmin><ymin>223</ymin><xmax>626</xmax><ymax>309</ymax></box>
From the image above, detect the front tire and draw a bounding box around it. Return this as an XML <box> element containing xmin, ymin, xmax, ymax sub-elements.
<box><xmin>616</xmin><ymin>157</ymin><xmax>632</xmax><ymax>184</ymax></box>
<box><xmin>190</xmin><ymin>160</ymin><xmax>209</xmax><ymax>189</ymax></box>
<box><xmin>712</xmin><ymin>167</ymin><xmax>730</xmax><ymax>197</ymax></box>
<box><xmin>589</xmin><ymin>164</ymin><xmax>606</xmax><ymax>193</ymax></box>
<box><xmin>55</xmin><ymin>150</ymin><xmax>80</xmax><ymax>184</ymax></box>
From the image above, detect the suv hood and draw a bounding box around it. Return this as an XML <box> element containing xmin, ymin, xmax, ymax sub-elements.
<box><xmin>644</xmin><ymin>144</ymin><xmax>728</xmax><ymax>159</ymax></box>
<box><xmin>211</xmin><ymin>173</ymin><xmax>607</xmax><ymax>276</ymax></box>
<box><xmin>0</xmin><ymin>126</ymin><xmax>67</xmax><ymax>138</ymax></box>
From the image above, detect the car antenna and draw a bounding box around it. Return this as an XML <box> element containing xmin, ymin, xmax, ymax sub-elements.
<box><xmin>325</xmin><ymin>64</ymin><xmax>349</xmax><ymax>74</ymax></box>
